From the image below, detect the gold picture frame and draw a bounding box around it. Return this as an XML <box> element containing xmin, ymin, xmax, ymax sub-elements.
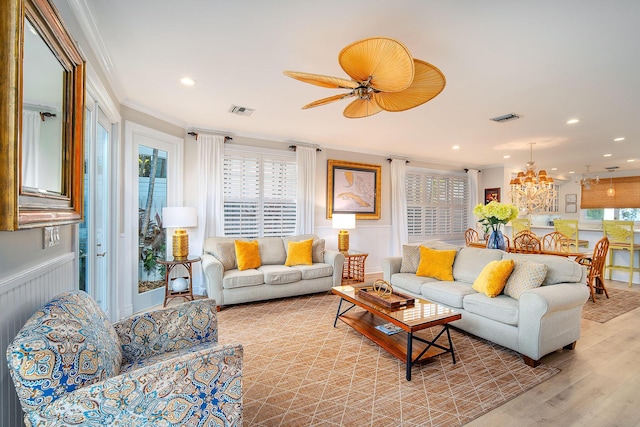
<box><xmin>327</xmin><ymin>160</ymin><xmax>381</xmax><ymax>220</ymax></box>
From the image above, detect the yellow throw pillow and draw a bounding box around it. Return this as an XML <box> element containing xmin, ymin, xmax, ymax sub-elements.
<box><xmin>235</xmin><ymin>240</ymin><xmax>261</xmax><ymax>271</ymax></box>
<box><xmin>416</xmin><ymin>246</ymin><xmax>457</xmax><ymax>281</ymax></box>
<box><xmin>285</xmin><ymin>239</ymin><xmax>313</xmax><ymax>266</ymax></box>
<box><xmin>472</xmin><ymin>259</ymin><xmax>515</xmax><ymax>297</ymax></box>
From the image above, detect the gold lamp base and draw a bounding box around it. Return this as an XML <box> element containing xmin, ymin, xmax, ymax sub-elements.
<box><xmin>172</xmin><ymin>228</ymin><xmax>189</xmax><ymax>259</ymax></box>
<box><xmin>338</xmin><ymin>230</ymin><xmax>350</xmax><ymax>252</ymax></box>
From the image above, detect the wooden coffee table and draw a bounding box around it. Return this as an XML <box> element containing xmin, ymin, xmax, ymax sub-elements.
<box><xmin>332</xmin><ymin>285</ymin><xmax>461</xmax><ymax>381</ymax></box>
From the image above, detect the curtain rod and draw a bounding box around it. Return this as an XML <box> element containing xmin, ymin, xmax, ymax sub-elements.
<box><xmin>187</xmin><ymin>131</ymin><xmax>232</xmax><ymax>142</ymax></box>
<box><xmin>289</xmin><ymin>145</ymin><xmax>321</xmax><ymax>152</ymax></box>
<box><xmin>386</xmin><ymin>158</ymin><xmax>409</xmax><ymax>164</ymax></box>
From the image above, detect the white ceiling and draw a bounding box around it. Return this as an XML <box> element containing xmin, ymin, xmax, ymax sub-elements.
<box><xmin>74</xmin><ymin>0</ymin><xmax>639</xmax><ymax>179</ymax></box>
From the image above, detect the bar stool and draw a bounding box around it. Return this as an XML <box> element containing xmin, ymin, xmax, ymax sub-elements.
<box><xmin>602</xmin><ymin>220</ymin><xmax>640</xmax><ymax>287</ymax></box>
<box><xmin>554</xmin><ymin>219</ymin><xmax>589</xmax><ymax>250</ymax></box>
<box><xmin>510</xmin><ymin>218</ymin><xmax>531</xmax><ymax>239</ymax></box>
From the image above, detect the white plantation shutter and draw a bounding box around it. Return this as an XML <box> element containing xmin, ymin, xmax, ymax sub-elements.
<box><xmin>223</xmin><ymin>149</ymin><xmax>297</xmax><ymax>238</ymax></box>
<box><xmin>405</xmin><ymin>169</ymin><xmax>469</xmax><ymax>241</ymax></box>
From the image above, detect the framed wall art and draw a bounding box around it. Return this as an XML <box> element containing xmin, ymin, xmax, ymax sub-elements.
<box><xmin>327</xmin><ymin>159</ymin><xmax>381</xmax><ymax>219</ymax></box>
<box><xmin>484</xmin><ymin>188</ymin><xmax>501</xmax><ymax>204</ymax></box>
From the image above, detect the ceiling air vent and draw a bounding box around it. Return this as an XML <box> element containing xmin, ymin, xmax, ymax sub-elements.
<box><xmin>490</xmin><ymin>113</ymin><xmax>522</xmax><ymax>123</ymax></box>
<box><xmin>228</xmin><ymin>105</ymin><xmax>255</xmax><ymax>117</ymax></box>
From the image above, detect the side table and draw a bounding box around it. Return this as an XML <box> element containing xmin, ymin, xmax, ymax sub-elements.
<box><xmin>341</xmin><ymin>250</ymin><xmax>368</xmax><ymax>285</ymax></box>
<box><xmin>158</xmin><ymin>256</ymin><xmax>201</xmax><ymax>307</ymax></box>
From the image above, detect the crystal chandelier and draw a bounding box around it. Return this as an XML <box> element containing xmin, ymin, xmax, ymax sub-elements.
<box><xmin>509</xmin><ymin>143</ymin><xmax>557</xmax><ymax>214</ymax></box>
<box><xmin>576</xmin><ymin>165</ymin><xmax>599</xmax><ymax>190</ymax></box>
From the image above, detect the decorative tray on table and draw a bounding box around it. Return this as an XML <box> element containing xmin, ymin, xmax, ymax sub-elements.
<box><xmin>357</xmin><ymin>286</ymin><xmax>415</xmax><ymax>309</ymax></box>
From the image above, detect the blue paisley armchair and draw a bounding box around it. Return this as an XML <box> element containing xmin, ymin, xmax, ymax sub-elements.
<box><xmin>6</xmin><ymin>290</ymin><xmax>243</xmax><ymax>427</ymax></box>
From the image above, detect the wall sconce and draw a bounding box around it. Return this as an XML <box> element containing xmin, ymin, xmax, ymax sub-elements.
<box><xmin>332</xmin><ymin>213</ymin><xmax>356</xmax><ymax>252</ymax></box>
<box><xmin>162</xmin><ymin>207</ymin><xmax>198</xmax><ymax>259</ymax></box>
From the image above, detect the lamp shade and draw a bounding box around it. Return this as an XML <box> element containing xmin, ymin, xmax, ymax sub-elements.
<box><xmin>332</xmin><ymin>213</ymin><xmax>356</xmax><ymax>230</ymax></box>
<box><xmin>162</xmin><ymin>207</ymin><xmax>197</xmax><ymax>229</ymax></box>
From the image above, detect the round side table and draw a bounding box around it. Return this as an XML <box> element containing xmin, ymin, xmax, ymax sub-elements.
<box><xmin>158</xmin><ymin>256</ymin><xmax>201</xmax><ymax>306</ymax></box>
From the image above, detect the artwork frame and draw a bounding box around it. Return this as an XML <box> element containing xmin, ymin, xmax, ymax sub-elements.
<box><xmin>565</xmin><ymin>203</ymin><xmax>577</xmax><ymax>213</ymax></box>
<box><xmin>565</xmin><ymin>193</ymin><xmax>577</xmax><ymax>204</ymax></box>
<box><xmin>484</xmin><ymin>188</ymin><xmax>501</xmax><ymax>204</ymax></box>
<box><xmin>327</xmin><ymin>159</ymin><xmax>381</xmax><ymax>220</ymax></box>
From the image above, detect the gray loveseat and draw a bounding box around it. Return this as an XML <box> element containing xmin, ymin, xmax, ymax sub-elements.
<box><xmin>203</xmin><ymin>234</ymin><xmax>345</xmax><ymax>307</ymax></box>
<box><xmin>382</xmin><ymin>241</ymin><xmax>590</xmax><ymax>366</ymax></box>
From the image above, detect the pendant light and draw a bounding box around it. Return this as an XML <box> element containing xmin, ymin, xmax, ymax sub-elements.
<box><xmin>605</xmin><ymin>167</ymin><xmax>617</xmax><ymax>197</ymax></box>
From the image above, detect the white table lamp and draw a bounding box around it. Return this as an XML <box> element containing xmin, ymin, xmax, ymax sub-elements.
<box><xmin>332</xmin><ymin>213</ymin><xmax>356</xmax><ymax>252</ymax></box>
<box><xmin>162</xmin><ymin>207</ymin><xmax>197</xmax><ymax>259</ymax></box>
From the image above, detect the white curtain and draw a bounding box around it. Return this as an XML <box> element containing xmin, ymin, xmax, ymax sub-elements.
<box><xmin>22</xmin><ymin>110</ymin><xmax>41</xmax><ymax>188</ymax></box>
<box><xmin>390</xmin><ymin>158</ymin><xmax>408</xmax><ymax>256</ymax></box>
<box><xmin>467</xmin><ymin>169</ymin><xmax>480</xmax><ymax>229</ymax></box>
<box><xmin>295</xmin><ymin>146</ymin><xmax>316</xmax><ymax>234</ymax></box>
<box><xmin>193</xmin><ymin>134</ymin><xmax>225</xmax><ymax>294</ymax></box>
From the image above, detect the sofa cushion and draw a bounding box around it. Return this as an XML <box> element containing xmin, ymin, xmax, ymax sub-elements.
<box><xmin>259</xmin><ymin>265</ymin><xmax>302</xmax><ymax>285</ymax></box>
<box><xmin>472</xmin><ymin>259</ymin><xmax>515</xmax><ymax>297</ymax></box>
<box><xmin>283</xmin><ymin>235</ymin><xmax>325</xmax><ymax>263</ymax></box>
<box><xmin>400</xmin><ymin>241</ymin><xmax>460</xmax><ymax>273</ymax></box>
<box><xmin>463</xmin><ymin>293</ymin><xmax>519</xmax><ymax>326</ymax></box>
<box><xmin>453</xmin><ymin>247</ymin><xmax>505</xmax><ymax>284</ymax></box>
<box><xmin>416</xmin><ymin>246</ymin><xmax>457</xmax><ymax>281</ymax></box>
<box><xmin>420</xmin><ymin>281</ymin><xmax>476</xmax><ymax>309</ymax></box>
<box><xmin>204</xmin><ymin>237</ymin><xmax>237</xmax><ymax>270</ymax></box>
<box><xmin>503</xmin><ymin>259</ymin><xmax>548</xmax><ymax>300</ymax></box>
<box><xmin>257</xmin><ymin>237</ymin><xmax>287</xmax><ymax>265</ymax></box>
<box><xmin>503</xmin><ymin>253</ymin><xmax>584</xmax><ymax>285</ymax></box>
<box><xmin>285</xmin><ymin>239</ymin><xmax>313</xmax><ymax>266</ymax></box>
<box><xmin>292</xmin><ymin>263</ymin><xmax>334</xmax><ymax>280</ymax></box>
<box><xmin>6</xmin><ymin>291</ymin><xmax>123</xmax><ymax>412</ymax></box>
<box><xmin>223</xmin><ymin>269</ymin><xmax>264</xmax><ymax>289</ymax></box>
<box><xmin>235</xmin><ymin>240</ymin><xmax>261</xmax><ymax>270</ymax></box>
<box><xmin>390</xmin><ymin>273</ymin><xmax>439</xmax><ymax>296</ymax></box>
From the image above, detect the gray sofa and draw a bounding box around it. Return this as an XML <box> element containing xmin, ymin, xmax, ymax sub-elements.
<box><xmin>203</xmin><ymin>234</ymin><xmax>345</xmax><ymax>306</ymax></box>
<box><xmin>382</xmin><ymin>241</ymin><xmax>590</xmax><ymax>366</ymax></box>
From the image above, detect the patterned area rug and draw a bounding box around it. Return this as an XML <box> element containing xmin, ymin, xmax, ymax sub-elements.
<box><xmin>581</xmin><ymin>287</ymin><xmax>640</xmax><ymax>323</ymax></box>
<box><xmin>217</xmin><ymin>293</ymin><xmax>559</xmax><ymax>426</ymax></box>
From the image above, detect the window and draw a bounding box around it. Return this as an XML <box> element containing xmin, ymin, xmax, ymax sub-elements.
<box><xmin>223</xmin><ymin>148</ymin><xmax>297</xmax><ymax>238</ymax></box>
<box><xmin>405</xmin><ymin>169</ymin><xmax>469</xmax><ymax>241</ymax></box>
<box><xmin>584</xmin><ymin>208</ymin><xmax>640</xmax><ymax>222</ymax></box>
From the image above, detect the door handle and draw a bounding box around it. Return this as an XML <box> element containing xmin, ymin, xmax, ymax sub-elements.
<box><xmin>97</xmin><ymin>252</ymin><xmax>107</xmax><ymax>257</ymax></box>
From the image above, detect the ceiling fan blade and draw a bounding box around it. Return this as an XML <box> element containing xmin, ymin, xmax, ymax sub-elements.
<box><xmin>343</xmin><ymin>97</ymin><xmax>383</xmax><ymax>119</ymax></box>
<box><xmin>302</xmin><ymin>93</ymin><xmax>354</xmax><ymax>109</ymax></box>
<box><xmin>374</xmin><ymin>59</ymin><xmax>446</xmax><ymax>112</ymax></box>
<box><xmin>338</xmin><ymin>37</ymin><xmax>414</xmax><ymax>92</ymax></box>
<box><xmin>283</xmin><ymin>71</ymin><xmax>358</xmax><ymax>89</ymax></box>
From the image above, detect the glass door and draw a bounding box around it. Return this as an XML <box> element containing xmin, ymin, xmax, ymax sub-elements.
<box><xmin>79</xmin><ymin>101</ymin><xmax>112</xmax><ymax>315</ymax></box>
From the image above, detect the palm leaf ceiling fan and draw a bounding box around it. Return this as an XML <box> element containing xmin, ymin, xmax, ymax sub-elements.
<box><xmin>284</xmin><ymin>37</ymin><xmax>446</xmax><ymax>118</ymax></box>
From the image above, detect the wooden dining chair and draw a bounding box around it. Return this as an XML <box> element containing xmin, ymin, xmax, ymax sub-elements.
<box><xmin>512</xmin><ymin>230</ymin><xmax>541</xmax><ymax>253</ymax></box>
<box><xmin>464</xmin><ymin>228</ymin><xmax>479</xmax><ymax>246</ymax></box>
<box><xmin>576</xmin><ymin>237</ymin><xmax>610</xmax><ymax>303</ymax></box>
<box><xmin>542</xmin><ymin>231</ymin><xmax>570</xmax><ymax>253</ymax></box>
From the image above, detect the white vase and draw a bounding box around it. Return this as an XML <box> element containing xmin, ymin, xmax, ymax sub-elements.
<box><xmin>171</xmin><ymin>277</ymin><xmax>189</xmax><ymax>292</ymax></box>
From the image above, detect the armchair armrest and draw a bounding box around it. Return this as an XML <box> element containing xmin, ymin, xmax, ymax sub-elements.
<box><xmin>202</xmin><ymin>252</ymin><xmax>224</xmax><ymax>304</ymax></box>
<box><xmin>27</xmin><ymin>343</ymin><xmax>243</xmax><ymax>427</ymax></box>
<box><xmin>114</xmin><ymin>298</ymin><xmax>218</xmax><ymax>363</ymax></box>
<box><xmin>323</xmin><ymin>250</ymin><xmax>346</xmax><ymax>287</ymax></box>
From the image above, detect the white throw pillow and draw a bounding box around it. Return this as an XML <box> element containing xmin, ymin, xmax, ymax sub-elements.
<box><xmin>503</xmin><ymin>259</ymin><xmax>548</xmax><ymax>300</ymax></box>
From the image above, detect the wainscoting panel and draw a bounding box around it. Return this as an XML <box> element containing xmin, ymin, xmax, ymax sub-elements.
<box><xmin>0</xmin><ymin>253</ymin><xmax>75</xmax><ymax>427</ymax></box>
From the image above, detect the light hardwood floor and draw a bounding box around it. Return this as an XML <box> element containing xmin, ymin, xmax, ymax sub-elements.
<box><xmin>366</xmin><ymin>272</ymin><xmax>640</xmax><ymax>426</ymax></box>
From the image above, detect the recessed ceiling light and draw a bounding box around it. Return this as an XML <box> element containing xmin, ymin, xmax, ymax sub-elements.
<box><xmin>503</xmin><ymin>155</ymin><xmax>510</xmax><ymax>159</ymax></box>
<box><xmin>566</xmin><ymin>119</ymin><xmax>580</xmax><ymax>124</ymax></box>
<box><xmin>628</xmin><ymin>159</ymin><xmax>636</xmax><ymax>163</ymax></box>
<box><xmin>180</xmin><ymin>77</ymin><xmax>196</xmax><ymax>86</ymax></box>
<box><xmin>614</xmin><ymin>137</ymin><xmax>625</xmax><ymax>142</ymax></box>
<box><xmin>603</xmin><ymin>153</ymin><xmax>612</xmax><ymax>157</ymax></box>
<box><xmin>452</xmin><ymin>145</ymin><xmax>460</xmax><ymax>150</ymax></box>
<box><xmin>569</xmin><ymin>171</ymin><xmax>575</xmax><ymax>174</ymax></box>
<box><xmin>551</xmin><ymin>167</ymin><xmax>558</xmax><ymax>171</ymax></box>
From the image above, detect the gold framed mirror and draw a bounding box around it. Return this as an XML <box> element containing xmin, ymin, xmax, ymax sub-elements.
<box><xmin>0</xmin><ymin>0</ymin><xmax>85</xmax><ymax>230</ymax></box>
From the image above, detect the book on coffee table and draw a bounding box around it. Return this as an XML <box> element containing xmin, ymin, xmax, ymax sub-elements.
<box><xmin>375</xmin><ymin>323</ymin><xmax>403</xmax><ymax>335</ymax></box>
